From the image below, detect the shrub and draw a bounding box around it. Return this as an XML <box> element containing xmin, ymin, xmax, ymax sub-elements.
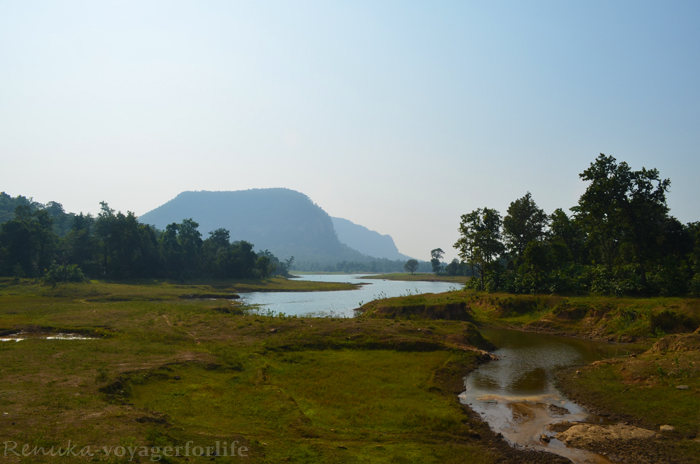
<box><xmin>44</xmin><ymin>264</ymin><xmax>89</xmax><ymax>285</ymax></box>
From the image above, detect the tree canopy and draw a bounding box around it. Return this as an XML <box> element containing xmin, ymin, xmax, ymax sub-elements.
<box><xmin>404</xmin><ymin>259</ymin><xmax>419</xmax><ymax>275</ymax></box>
<box><xmin>0</xmin><ymin>199</ymin><xmax>290</xmax><ymax>282</ymax></box>
<box><xmin>454</xmin><ymin>208</ymin><xmax>504</xmax><ymax>291</ymax></box>
<box><xmin>453</xmin><ymin>154</ymin><xmax>699</xmax><ymax>296</ymax></box>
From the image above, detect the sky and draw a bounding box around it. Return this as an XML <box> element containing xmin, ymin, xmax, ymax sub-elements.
<box><xmin>1</xmin><ymin>1</ymin><xmax>699</xmax><ymax>261</ymax></box>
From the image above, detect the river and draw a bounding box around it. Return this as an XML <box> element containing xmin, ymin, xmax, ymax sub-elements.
<box><xmin>244</xmin><ymin>276</ymin><xmax>625</xmax><ymax>462</ymax></box>
<box><xmin>240</xmin><ymin>274</ymin><xmax>459</xmax><ymax>317</ymax></box>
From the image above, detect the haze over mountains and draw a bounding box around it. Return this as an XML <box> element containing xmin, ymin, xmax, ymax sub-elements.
<box><xmin>331</xmin><ymin>217</ymin><xmax>410</xmax><ymax>261</ymax></box>
<box><xmin>139</xmin><ymin>189</ymin><xmax>412</xmax><ymax>265</ymax></box>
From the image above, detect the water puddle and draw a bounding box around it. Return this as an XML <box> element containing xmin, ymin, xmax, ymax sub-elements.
<box><xmin>0</xmin><ymin>332</ymin><xmax>97</xmax><ymax>342</ymax></box>
<box><xmin>461</xmin><ymin>329</ymin><xmax>626</xmax><ymax>463</ymax></box>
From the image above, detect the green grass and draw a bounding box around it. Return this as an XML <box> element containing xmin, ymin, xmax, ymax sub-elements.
<box><xmin>6</xmin><ymin>277</ymin><xmax>697</xmax><ymax>462</ymax></box>
<box><xmin>126</xmin><ymin>351</ymin><xmax>493</xmax><ymax>463</ymax></box>
<box><xmin>556</xmin><ymin>341</ymin><xmax>700</xmax><ymax>461</ymax></box>
<box><xmin>0</xmin><ymin>276</ymin><xmax>358</xmax><ymax>299</ymax></box>
<box><xmin>0</xmin><ymin>279</ymin><xmax>509</xmax><ymax>463</ymax></box>
<box><xmin>360</xmin><ymin>290</ymin><xmax>700</xmax><ymax>342</ymax></box>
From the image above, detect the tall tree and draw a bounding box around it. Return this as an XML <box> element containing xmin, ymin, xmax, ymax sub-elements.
<box><xmin>430</xmin><ymin>248</ymin><xmax>444</xmax><ymax>274</ymax></box>
<box><xmin>503</xmin><ymin>192</ymin><xmax>548</xmax><ymax>262</ymax></box>
<box><xmin>0</xmin><ymin>205</ymin><xmax>57</xmax><ymax>277</ymax></box>
<box><xmin>454</xmin><ymin>208</ymin><xmax>504</xmax><ymax>290</ymax></box>
<box><xmin>404</xmin><ymin>259</ymin><xmax>419</xmax><ymax>275</ymax></box>
<box><xmin>63</xmin><ymin>213</ymin><xmax>99</xmax><ymax>276</ymax></box>
<box><xmin>95</xmin><ymin>203</ymin><xmax>160</xmax><ymax>279</ymax></box>
<box><xmin>177</xmin><ymin>218</ymin><xmax>203</xmax><ymax>277</ymax></box>
<box><xmin>548</xmin><ymin>208</ymin><xmax>585</xmax><ymax>265</ymax></box>
<box><xmin>573</xmin><ymin>154</ymin><xmax>670</xmax><ymax>286</ymax></box>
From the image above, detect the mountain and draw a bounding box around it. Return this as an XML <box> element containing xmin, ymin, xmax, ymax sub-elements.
<box><xmin>138</xmin><ymin>189</ymin><xmax>370</xmax><ymax>264</ymax></box>
<box><xmin>331</xmin><ymin>217</ymin><xmax>411</xmax><ymax>261</ymax></box>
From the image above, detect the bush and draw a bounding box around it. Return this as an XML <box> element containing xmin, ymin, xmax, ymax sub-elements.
<box><xmin>44</xmin><ymin>264</ymin><xmax>89</xmax><ymax>285</ymax></box>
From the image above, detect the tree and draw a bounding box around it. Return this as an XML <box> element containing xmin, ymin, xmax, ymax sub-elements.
<box><xmin>255</xmin><ymin>255</ymin><xmax>273</xmax><ymax>279</ymax></box>
<box><xmin>430</xmin><ymin>248</ymin><xmax>444</xmax><ymax>274</ymax></box>
<box><xmin>522</xmin><ymin>240</ymin><xmax>549</xmax><ymax>291</ymax></box>
<box><xmin>454</xmin><ymin>208</ymin><xmax>505</xmax><ymax>290</ymax></box>
<box><xmin>404</xmin><ymin>259</ymin><xmax>419</xmax><ymax>275</ymax></box>
<box><xmin>229</xmin><ymin>240</ymin><xmax>258</xmax><ymax>279</ymax></box>
<box><xmin>548</xmin><ymin>208</ymin><xmax>584</xmax><ymax>265</ymax></box>
<box><xmin>63</xmin><ymin>213</ymin><xmax>99</xmax><ymax>276</ymax></box>
<box><xmin>95</xmin><ymin>204</ymin><xmax>160</xmax><ymax>279</ymax></box>
<box><xmin>0</xmin><ymin>205</ymin><xmax>57</xmax><ymax>277</ymax></box>
<box><xmin>444</xmin><ymin>258</ymin><xmax>469</xmax><ymax>276</ymax></box>
<box><xmin>503</xmin><ymin>192</ymin><xmax>548</xmax><ymax>262</ymax></box>
<box><xmin>573</xmin><ymin>154</ymin><xmax>670</xmax><ymax>287</ymax></box>
<box><xmin>177</xmin><ymin>218</ymin><xmax>203</xmax><ymax>277</ymax></box>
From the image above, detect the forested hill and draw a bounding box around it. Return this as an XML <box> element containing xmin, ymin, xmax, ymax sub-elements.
<box><xmin>139</xmin><ymin>189</ymin><xmax>370</xmax><ymax>265</ymax></box>
<box><xmin>331</xmin><ymin>217</ymin><xmax>410</xmax><ymax>261</ymax></box>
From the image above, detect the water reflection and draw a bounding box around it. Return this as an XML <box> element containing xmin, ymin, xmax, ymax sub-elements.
<box><xmin>510</xmin><ymin>367</ymin><xmax>548</xmax><ymax>393</ymax></box>
<box><xmin>461</xmin><ymin>329</ymin><xmax>623</xmax><ymax>464</ymax></box>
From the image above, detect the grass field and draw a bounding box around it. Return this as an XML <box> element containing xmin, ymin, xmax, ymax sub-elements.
<box><xmin>6</xmin><ymin>278</ymin><xmax>697</xmax><ymax>462</ymax></box>
<box><xmin>358</xmin><ymin>289</ymin><xmax>700</xmax><ymax>463</ymax></box>
<box><xmin>0</xmin><ymin>278</ymin><xmax>562</xmax><ymax>463</ymax></box>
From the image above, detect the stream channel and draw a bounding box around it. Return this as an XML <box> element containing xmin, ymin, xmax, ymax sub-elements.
<box><xmin>245</xmin><ymin>274</ymin><xmax>628</xmax><ymax>462</ymax></box>
<box><xmin>462</xmin><ymin>329</ymin><xmax>628</xmax><ymax>463</ymax></box>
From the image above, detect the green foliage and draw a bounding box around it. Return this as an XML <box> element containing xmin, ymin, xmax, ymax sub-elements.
<box><xmin>454</xmin><ymin>154</ymin><xmax>698</xmax><ymax>297</ymax></box>
<box><xmin>503</xmin><ymin>192</ymin><xmax>548</xmax><ymax>261</ymax></box>
<box><xmin>0</xmin><ymin>198</ymin><xmax>286</xmax><ymax>282</ymax></box>
<box><xmin>454</xmin><ymin>208</ymin><xmax>505</xmax><ymax>291</ymax></box>
<box><xmin>0</xmin><ymin>205</ymin><xmax>57</xmax><ymax>277</ymax></box>
<box><xmin>300</xmin><ymin>257</ymin><xmax>429</xmax><ymax>274</ymax></box>
<box><xmin>430</xmin><ymin>248</ymin><xmax>444</xmax><ymax>274</ymax></box>
<box><xmin>691</xmin><ymin>273</ymin><xmax>700</xmax><ymax>297</ymax></box>
<box><xmin>44</xmin><ymin>264</ymin><xmax>89</xmax><ymax>285</ymax></box>
<box><xmin>443</xmin><ymin>258</ymin><xmax>473</xmax><ymax>276</ymax></box>
<box><xmin>574</xmin><ymin>153</ymin><xmax>670</xmax><ymax>285</ymax></box>
<box><xmin>404</xmin><ymin>259</ymin><xmax>419</xmax><ymax>275</ymax></box>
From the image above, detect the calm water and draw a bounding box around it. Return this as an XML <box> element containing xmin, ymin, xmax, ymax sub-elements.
<box><xmin>240</xmin><ymin>274</ymin><xmax>459</xmax><ymax>317</ymax></box>
<box><xmin>461</xmin><ymin>329</ymin><xmax>627</xmax><ymax>463</ymax></box>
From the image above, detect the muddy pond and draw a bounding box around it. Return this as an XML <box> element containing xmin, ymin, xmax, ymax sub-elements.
<box><xmin>462</xmin><ymin>329</ymin><xmax>629</xmax><ymax>463</ymax></box>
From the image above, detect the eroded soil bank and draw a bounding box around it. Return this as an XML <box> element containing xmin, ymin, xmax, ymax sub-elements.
<box><xmin>359</xmin><ymin>291</ymin><xmax>700</xmax><ymax>343</ymax></box>
<box><xmin>360</xmin><ymin>291</ymin><xmax>700</xmax><ymax>463</ymax></box>
<box><xmin>555</xmin><ymin>330</ymin><xmax>700</xmax><ymax>463</ymax></box>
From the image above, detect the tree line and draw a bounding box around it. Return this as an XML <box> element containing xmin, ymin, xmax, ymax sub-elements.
<box><xmin>0</xmin><ymin>197</ymin><xmax>292</xmax><ymax>282</ymax></box>
<box><xmin>453</xmin><ymin>154</ymin><xmax>700</xmax><ymax>296</ymax></box>
<box><xmin>296</xmin><ymin>257</ymin><xmax>431</xmax><ymax>274</ymax></box>
<box><xmin>425</xmin><ymin>248</ymin><xmax>475</xmax><ymax>277</ymax></box>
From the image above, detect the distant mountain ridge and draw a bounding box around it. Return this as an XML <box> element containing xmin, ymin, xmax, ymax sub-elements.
<box><xmin>331</xmin><ymin>217</ymin><xmax>411</xmax><ymax>261</ymax></box>
<box><xmin>139</xmin><ymin>189</ymin><xmax>409</xmax><ymax>265</ymax></box>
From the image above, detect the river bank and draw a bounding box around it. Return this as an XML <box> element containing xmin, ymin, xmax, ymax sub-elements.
<box><xmin>0</xmin><ymin>278</ymin><xmax>568</xmax><ymax>463</ymax></box>
<box><xmin>358</xmin><ymin>290</ymin><xmax>700</xmax><ymax>343</ymax></box>
<box><xmin>553</xmin><ymin>330</ymin><xmax>700</xmax><ymax>463</ymax></box>
<box><xmin>359</xmin><ymin>290</ymin><xmax>700</xmax><ymax>463</ymax></box>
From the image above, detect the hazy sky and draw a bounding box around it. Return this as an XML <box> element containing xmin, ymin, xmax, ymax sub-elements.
<box><xmin>2</xmin><ymin>1</ymin><xmax>699</xmax><ymax>260</ymax></box>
